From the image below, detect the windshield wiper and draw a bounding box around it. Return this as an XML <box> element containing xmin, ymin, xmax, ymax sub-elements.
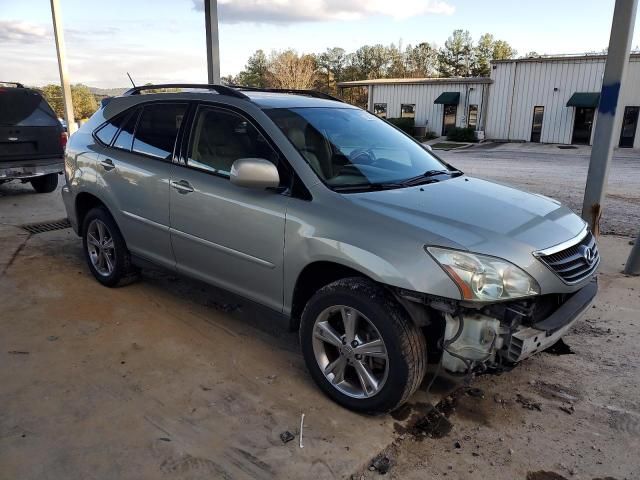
<box><xmin>397</xmin><ymin>169</ymin><xmax>456</xmax><ymax>187</ymax></box>
<box><xmin>332</xmin><ymin>182</ymin><xmax>404</xmax><ymax>192</ymax></box>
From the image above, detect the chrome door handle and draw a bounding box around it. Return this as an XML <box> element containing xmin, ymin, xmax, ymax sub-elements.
<box><xmin>100</xmin><ymin>158</ymin><xmax>115</xmax><ymax>171</ymax></box>
<box><xmin>171</xmin><ymin>180</ymin><xmax>194</xmax><ymax>194</ymax></box>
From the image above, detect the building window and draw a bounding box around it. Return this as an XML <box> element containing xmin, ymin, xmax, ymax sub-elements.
<box><xmin>467</xmin><ymin>104</ymin><xmax>478</xmax><ymax>129</ymax></box>
<box><xmin>373</xmin><ymin>103</ymin><xmax>387</xmax><ymax>118</ymax></box>
<box><xmin>400</xmin><ymin>104</ymin><xmax>415</xmax><ymax>119</ymax></box>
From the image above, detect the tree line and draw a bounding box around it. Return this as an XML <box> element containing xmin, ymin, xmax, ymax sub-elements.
<box><xmin>40</xmin><ymin>84</ymin><xmax>98</xmax><ymax>120</ymax></box>
<box><xmin>223</xmin><ymin>29</ymin><xmax>517</xmax><ymax>97</ymax></box>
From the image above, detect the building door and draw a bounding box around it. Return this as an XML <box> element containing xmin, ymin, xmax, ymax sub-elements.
<box><xmin>530</xmin><ymin>106</ymin><xmax>544</xmax><ymax>143</ymax></box>
<box><xmin>619</xmin><ymin>106</ymin><xmax>639</xmax><ymax>148</ymax></box>
<box><xmin>442</xmin><ymin>104</ymin><xmax>457</xmax><ymax>136</ymax></box>
<box><xmin>571</xmin><ymin>107</ymin><xmax>595</xmax><ymax>145</ymax></box>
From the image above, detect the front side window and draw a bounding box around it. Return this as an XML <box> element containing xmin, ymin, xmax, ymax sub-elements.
<box><xmin>266</xmin><ymin>107</ymin><xmax>455</xmax><ymax>190</ymax></box>
<box><xmin>187</xmin><ymin>107</ymin><xmax>278</xmax><ymax>176</ymax></box>
<box><xmin>400</xmin><ymin>104</ymin><xmax>415</xmax><ymax>119</ymax></box>
<box><xmin>132</xmin><ymin>103</ymin><xmax>187</xmax><ymax>160</ymax></box>
<box><xmin>373</xmin><ymin>103</ymin><xmax>387</xmax><ymax>118</ymax></box>
<box><xmin>468</xmin><ymin>104</ymin><xmax>478</xmax><ymax>129</ymax></box>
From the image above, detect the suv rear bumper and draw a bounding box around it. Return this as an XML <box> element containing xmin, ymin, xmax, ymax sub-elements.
<box><xmin>0</xmin><ymin>159</ymin><xmax>63</xmax><ymax>180</ymax></box>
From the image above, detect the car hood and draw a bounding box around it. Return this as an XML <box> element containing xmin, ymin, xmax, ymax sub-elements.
<box><xmin>345</xmin><ymin>176</ymin><xmax>586</xmax><ymax>257</ymax></box>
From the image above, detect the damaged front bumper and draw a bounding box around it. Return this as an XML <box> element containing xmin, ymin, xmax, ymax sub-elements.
<box><xmin>397</xmin><ymin>278</ymin><xmax>598</xmax><ymax>373</ymax></box>
<box><xmin>441</xmin><ymin>278</ymin><xmax>598</xmax><ymax>372</ymax></box>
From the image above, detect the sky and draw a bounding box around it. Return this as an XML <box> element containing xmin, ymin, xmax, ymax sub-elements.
<box><xmin>1</xmin><ymin>0</ymin><xmax>639</xmax><ymax>88</ymax></box>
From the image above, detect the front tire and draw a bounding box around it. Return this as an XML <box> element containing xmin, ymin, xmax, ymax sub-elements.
<box><xmin>300</xmin><ymin>277</ymin><xmax>427</xmax><ymax>414</ymax></box>
<box><xmin>82</xmin><ymin>207</ymin><xmax>138</xmax><ymax>287</ymax></box>
<box><xmin>30</xmin><ymin>173</ymin><xmax>58</xmax><ymax>193</ymax></box>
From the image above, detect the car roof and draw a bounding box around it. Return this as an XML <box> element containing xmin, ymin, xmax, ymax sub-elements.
<box><xmin>241</xmin><ymin>91</ymin><xmax>356</xmax><ymax>109</ymax></box>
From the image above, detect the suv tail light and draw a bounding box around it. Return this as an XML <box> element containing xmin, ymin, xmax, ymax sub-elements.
<box><xmin>60</xmin><ymin>131</ymin><xmax>68</xmax><ymax>151</ymax></box>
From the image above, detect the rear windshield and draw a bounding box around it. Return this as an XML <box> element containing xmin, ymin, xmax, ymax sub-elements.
<box><xmin>0</xmin><ymin>88</ymin><xmax>59</xmax><ymax>127</ymax></box>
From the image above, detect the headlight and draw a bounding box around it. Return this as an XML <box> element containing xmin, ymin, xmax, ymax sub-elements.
<box><xmin>426</xmin><ymin>247</ymin><xmax>540</xmax><ymax>301</ymax></box>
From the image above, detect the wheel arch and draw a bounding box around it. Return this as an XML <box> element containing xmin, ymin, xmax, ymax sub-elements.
<box><xmin>75</xmin><ymin>192</ymin><xmax>112</xmax><ymax>234</ymax></box>
<box><xmin>288</xmin><ymin>260</ymin><xmax>433</xmax><ymax>333</ymax></box>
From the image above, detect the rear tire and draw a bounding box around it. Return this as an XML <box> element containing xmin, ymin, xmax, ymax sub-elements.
<box><xmin>82</xmin><ymin>207</ymin><xmax>138</xmax><ymax>287</ymax></box>
<box><xmin>300</xmin><ymin>277</ymin><xmax>427</xmax><ymax>414</ymax></box>
<box><xmin>30</xmin><ymin>173</ymin><xmax>58</xmax><ymax>193</ymax></box>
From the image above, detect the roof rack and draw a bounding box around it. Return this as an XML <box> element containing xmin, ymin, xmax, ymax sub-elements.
<box><xmin>229</xmin><ymin>85</ymin><xmax>344</xmax><ymax>103</ymax></box>
<box><xmin>122</xmin><ymin>83</ymin><xmax>249</xmax><ymax>99</ymax></box>
<box><xmin>0</xmin><ymin>81</ymin><xmax>25</xmax><ymax>88</ymax></box>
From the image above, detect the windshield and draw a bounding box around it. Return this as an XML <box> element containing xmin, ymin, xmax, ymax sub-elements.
<box><xmin>265</xmin><ymin>107</ymin><xmax>457</xmax><ymax>190</ymax></box>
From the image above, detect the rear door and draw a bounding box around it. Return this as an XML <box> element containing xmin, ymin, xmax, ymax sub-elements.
<box><xmin>95</xmin><ymin>102</ymin><xmax>187</xmax><ymax>270</ymax></box>
<box><xmin>0</xmin><ymin>87</ymin><xmax>63</xmax><ymax>163</ymax></box>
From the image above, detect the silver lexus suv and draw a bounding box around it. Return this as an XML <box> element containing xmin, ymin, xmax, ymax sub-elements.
<box><xmin>62</xmin><ymin>84</ymin><xmax>599</xmax><ymax>413</ymax></box>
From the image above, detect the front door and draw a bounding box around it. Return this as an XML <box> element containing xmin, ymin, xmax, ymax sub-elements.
<box><xmin>442</xmin><ymin>104</ymin><xmax>457</xmax><ymax>136</ymax></box>
<box><xmin>530</xmin><ymin>106</ymin><xmax>544</xmax><ymax>143</ymax></box>
<box><xmin>571</xmin><ymin>107</ymin><xmax>595</xmax><ymax>145</ymax></box>
<box><xmin>169</xmin><ymin>105</ymin><xmax>289</xmax><ymax>311</ymax></box>
<box><xmin>619</xmin><ymin>106</ymin><xmax>639</xmax><ymax>148</ymax></box>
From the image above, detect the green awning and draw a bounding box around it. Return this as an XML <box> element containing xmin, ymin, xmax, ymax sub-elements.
<box><xmin>434</xmin><ymin>92</ymin><xmax>460</xmax><ymax>105</ymax></box>
<box><xmin>566</xmin><ymin>92</ymin><xmax>600</xmax><ymax>108</ymax></box>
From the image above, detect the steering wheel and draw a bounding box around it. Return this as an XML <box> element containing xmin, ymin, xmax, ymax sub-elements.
<box><xmin>348</xmin><ymin>148</ymin><xmax>376</xmax><ymax>165</ymax></box>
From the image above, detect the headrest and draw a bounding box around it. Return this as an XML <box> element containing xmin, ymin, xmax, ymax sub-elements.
<box><xmin>287</xmin><ymin>127</ymin><xmax>306</xmax><ymax>150</ymax></box>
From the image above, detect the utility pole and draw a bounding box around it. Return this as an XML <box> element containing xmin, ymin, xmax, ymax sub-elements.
<box><xmin>204</xmin><ymin>0</ymin><xmax>221</xmax><ymax>84</ymax></box>
<box><xmin>581</xmin><ymin>0</ymin><xmax>638</xmax><ymax>235</ymax></box>
<box><xmin>50</xmin><ymin>0</ymin><xmax>76</xmax><ymax>134</ymax></box>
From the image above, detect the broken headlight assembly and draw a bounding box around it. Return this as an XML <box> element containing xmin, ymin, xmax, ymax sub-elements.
<box><xmin>426</xmin><ymin>247</ymin><xmax>540</xmax><ymax>302</ymax></box>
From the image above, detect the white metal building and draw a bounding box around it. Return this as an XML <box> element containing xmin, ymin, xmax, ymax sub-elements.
<box><xmin>338</xmin><ymin>54</ymin><xmax>640</xmax><ymax>148</ymax></box>
<box><xmin>486</xmin><ymin>54</ymin><xmax>640</xmax><ymax>147</ymax></box>
<box><xmin>338</xmin><ymin>77</ymin><xmax>492</xmax><ymax>137</ymax></box>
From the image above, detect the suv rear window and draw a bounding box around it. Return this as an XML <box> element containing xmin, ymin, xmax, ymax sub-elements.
<box><xmin>0</xmin><ymin>88</ymin><xmax>59</xmax><ymax>127</ymax></box>
<box><xmin>132</xmin><ymin>103</ymin><xmax>187</xmax><ymax>160</ymax></box>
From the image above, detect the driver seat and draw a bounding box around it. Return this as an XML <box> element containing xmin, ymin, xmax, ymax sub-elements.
<box><xmin>287</xmin><ymin>127</ymin><xmax>331</xmax><ymax>179</ymax></box>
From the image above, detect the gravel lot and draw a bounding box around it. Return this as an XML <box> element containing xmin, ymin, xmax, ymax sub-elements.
<box><xmin>437</xmin><ymin>144</ymin><xmax>640</xmax><ymax>237</ymax></box>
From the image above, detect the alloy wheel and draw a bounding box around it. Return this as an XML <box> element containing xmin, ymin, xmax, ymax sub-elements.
<box><xmin>312</xmin><ymin>305</ymin><xmax>389</xmax><ymax>399</ymax></box>
<box><xmin>86</xmin><ymin>219</ymin><xmax>115</xmax><ymax>277</ymax></box>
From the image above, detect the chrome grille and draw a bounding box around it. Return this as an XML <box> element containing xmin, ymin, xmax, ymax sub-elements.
<box><xmin>536</xmin><ymin>230</ymin><xmax>600</xmax><ymax>284</ymax></box>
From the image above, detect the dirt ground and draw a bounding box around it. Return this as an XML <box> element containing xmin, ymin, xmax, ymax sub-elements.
<box><xmin>1</xmin><ymin>165</ymin><xmax>639</xmax><ymax>479</ymax></box>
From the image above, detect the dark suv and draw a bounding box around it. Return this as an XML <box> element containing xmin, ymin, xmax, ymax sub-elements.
<box><xmin>0</xmin><ymin>82</ymin><xmax>66</xmax><ymax>193</ymax></box>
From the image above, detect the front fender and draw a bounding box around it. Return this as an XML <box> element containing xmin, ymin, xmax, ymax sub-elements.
<box><xmin>283</xmin><ymin>215</ymin><xmax>462</xmax><ymax>315</ymax></box>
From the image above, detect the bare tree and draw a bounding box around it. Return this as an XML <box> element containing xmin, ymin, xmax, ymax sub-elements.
<box><xmin>267</xmin><ymin>50</ymin><xmax>317</xmax><ymax>89</ymax></box>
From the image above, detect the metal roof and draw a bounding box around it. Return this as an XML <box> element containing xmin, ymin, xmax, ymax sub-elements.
<box><xmin>337</xmin><ymin>77</ymin><xmax>492</xmax><ymax>87</ymax></box>
<box><xmin>492</xmin><ymin>53</ymin><xmax>640</xmax><ymax>64</ymax></box>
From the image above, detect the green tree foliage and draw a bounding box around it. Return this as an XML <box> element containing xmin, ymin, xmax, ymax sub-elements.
<box><xmin>437</xmin><ymin>29</ymin><xmax>474</xmax><ymax>77</ymax></box>
<box><xmin>234</xmin><ymin>49</ymin><xmax>269</xmax><ymax>87</ymax></box>
<box><xmin>405</xmin><ymin>42</ymin><xmax>438</xmax><ymax>78</ymax></box>
<box><xmin>40</xmin><ymin>83</ymin><xmax>98</xmax><ymax>120</ymax></box>
<box><xmin>316</xmin><ymin>47</ymin><xmax>347</xmax><ymax>91</ymax></box>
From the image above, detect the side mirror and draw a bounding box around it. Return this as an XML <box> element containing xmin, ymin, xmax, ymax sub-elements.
<box><xmin>424</xmin><ymin>144</ymin><xmax>433</xmax><ymax>152</ymax></box>
<box><xmin>230</xmin><ymin>158</ymin><xmax>280</xmax><ymax>189</ymax></box>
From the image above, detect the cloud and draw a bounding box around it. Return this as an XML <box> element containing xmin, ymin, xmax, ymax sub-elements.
<box><xmin>0</xmin><ymin>20</ymin><xmax>51</xmax><ymax>43</ymax></box>
<box><xmin>192</xmin><ymin>0</ymin><xmax>455</xmax><ymax>23</ymax></box>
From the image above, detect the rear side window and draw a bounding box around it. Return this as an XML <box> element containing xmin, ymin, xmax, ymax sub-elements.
<box><xmin>133</xmin><ymin>103</ymin><xmax>187</xmax><ymax>160</ymax></box>
<box><xmin>0</xmin><ymin>89</ymin><xmax>59</xmax><ymax>127</ymax></box>
<box><xmin>95</xmin><ymin>115</ymin><xmax>126</xmax><ymax>145</ymax></box>
<box><xmin>113</xmin><ymin>109</ymin><xmax>140</xmax><ymax>151</ymax></box>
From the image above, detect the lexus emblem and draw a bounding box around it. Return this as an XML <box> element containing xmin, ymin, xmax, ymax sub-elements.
<box><xmin>578</xmin><ymin>245</ymin><xmax>596</xmax><ymax>265</ymax></box>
